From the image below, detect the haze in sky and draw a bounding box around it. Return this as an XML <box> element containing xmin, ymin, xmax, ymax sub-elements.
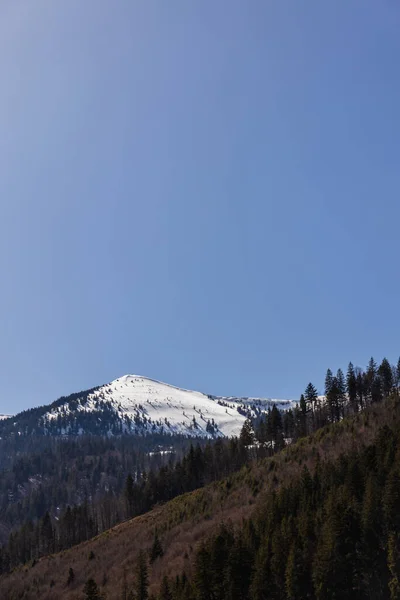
<box><xmin>1</xmin><ymin>1</ymin><xmax>400</xmax><ymax>412</ymax></box>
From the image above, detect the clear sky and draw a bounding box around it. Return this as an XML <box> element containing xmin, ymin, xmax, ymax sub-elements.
<box><xmin>1</xmin><ymin>1</ymin><xmax>400</xmax><ymax>413</ymax></box>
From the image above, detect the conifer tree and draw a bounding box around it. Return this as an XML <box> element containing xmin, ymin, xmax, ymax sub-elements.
<box><xmin>336</xmin><ymin>368</ymin><xmax>346</xmax><ymax>420</ymax></box>
<box><xmin>346</xmin><ymin>362</ymin><xmax>358</xmax><ymax>412</ymax></box>
<box><xmin>285</xmin><ymin>542</ymin><xmax>308</xmax><ymax>600</ymax></box>
<box><xmin>304</xmin><ymin>383</ymin><xmax>318</xmax><ymax>428</ymax></box>
<box><xmin>134</xmin><ymin>551</ymin><xmax>149</xmax><ymax>600</ymax></box>
<box><xmin>366</xmin><ymin>357</ymin><xmax>378</xmax><ymax>403</ymax></box>
<box><xmin>149</xmin><ymin>530</ymin><xmax>163</xmax><ymax>563</ymax></box>
<box><xmin>194</xmin><ymin>545</ymin><xmax>213</xmax><ymax>600</ymax></box>
<box><xmin>249</xmin><ymin>544</ymin><xmax>272</xmax><ymax>600</ymax></box>
<box><xmin>298</xmin><ymin>394</ymin><xmax>307</xmax><ymax>437</ymax></box>
<box><xmin>83</xmin><ymin>578</ymin><xmax>102</xmax><ymax>600</ymax></box>
<box><xmin>325</xmin><ymin>369</ymin><xmax>335</xmax><ymax>423</ymax></box>
<box><xmin>159</xmin><ymin>576</ymin><xmax>173</xmax><ymax>600</ymax></box>
<box><xmin>396</xmin><ymin>358</ymin><xmax>400</xmax><ymax>392</ymax></box>
<box><xmin>379</xmin><ymin>358</ymin><xmax>394</xmax><ymax>398</ymax></box>
<box><xmin>240</xmin><ymin>418</ymin><xmax>255</xmax><ymax>447</ymax></box>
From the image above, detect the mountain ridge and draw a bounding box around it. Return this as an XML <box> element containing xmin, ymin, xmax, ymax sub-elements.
<box><xmin>0</xmin><ymin>374</ymin><xmax>295</xmax><ymax>439</ymax></box>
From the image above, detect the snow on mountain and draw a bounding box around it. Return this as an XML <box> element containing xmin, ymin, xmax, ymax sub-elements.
<box><xmin>42</xmin><ymin>375</ymin><xmax>295</xmax><ymax>438</ymax></box>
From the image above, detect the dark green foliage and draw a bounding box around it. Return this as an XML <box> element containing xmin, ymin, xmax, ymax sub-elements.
<box><xmin>240</xmin><ymin>419</ymin><xmax>255</xmax><ymax>446</ymax></box>
<box><xmin>84</xmin><ymin>578</ymin><xmax>102</xmax><ymax>600</ymax></box>
<box><xmin>347</xmin><ymin>362</ymin><xmax>358</xmax><ymax>412</ymax></box>
<box><xmin>134</xmin><ymin>550</ymin><xmax>149</xmax><ymax>600</ymax></box>
<box><xmin>304</xmin><ymin>383</ymin><xmax>318</xmax><ymax>413</ymax></box>
<box><xmin>158</xmin><ymin>412</ymin><xmax>400</xmax><ymax>600</ymax></box>
<box><xmin>159</xmin><ymin>576</ymin><xmax>173</xmax><ymax>600</ymax></box>
<box><xmin>1</xmin><ymin>435</ymin><xmax>257</xmax><ymax>571</ymax></box>
<box><xmin>149</xmin><ymin>530</ymin><xmax>164</xmax><ymax>563</ymax></box>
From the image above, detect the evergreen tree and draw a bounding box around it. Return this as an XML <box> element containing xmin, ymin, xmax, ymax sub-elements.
<box><xmin>134</xmin><ymin>551</ymin><xmax>149</xmax><ymax>600</ymax></box>
<box><xmin>366</xmin><ymin>357</ymin><xmax>378</xmax><ymax>403</ymax></box>
<box><xmin>304</xmin><ymin>383</ymin><xmax>318</xmax><ymax>428</ymax></box>
<box><xmin>336</xmin><ymin>368</ymin><xmax>346</xmax><ymax>420</ymax></box>
<box><xmin>250</xmin><ymin>544</ymin><xmax>272</xmax><ymax>600</ymax></box>
<box><xmin>84</xmin><ymin>578</ymin><xmax>102</xmax><ymax>600</ymax></box>
<box><xmin>379</xmin><ymin>358</ymin><xmax>394</xmax><ymax>399</ymax></box>
<box><xmin>346</xmin><ymin>362</ymin><xmax>358</xmax><ymax>412</ymax></box>
<box><xmin>298</xmin><ymin>394</ymin><xmax>307</xmax><ymax>437</ymax></box>
<box><xmin>149</xmin><ymin>530</ymin><xmax>163</xmax><ymax>563</ymax></box>
<box><xmin>285</xmin><ymin>542</ymin><xmax>308</xmax><ymax>600</ymax></box>
<box><xmin>240</xmin><ymin>419</ymin><xmax>255</xmax><ymax>447</ymax></box>
<box><xmin>194</xmin><ymin>545</ymin><xmax>213</xmax><ymax>600</ymax></box>
<box><xmin>396</xmin><ymin>358</ymin><xmax>400</xmax><ymax>393</ymax></box>
<box><xmin>325</xmin><ymin>369</ymin><xmax>335</xmax><ymax>423</ymax></box>
<box><xmin>159</xmin><ymin>576</ymin><xmax>173</xmax><ymax>600</ymax></box>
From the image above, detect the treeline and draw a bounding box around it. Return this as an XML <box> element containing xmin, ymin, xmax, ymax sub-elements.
<box><xmin>0</xmin><ymin>436</ymin><xmax>259</xmax><ymax>572</ymax></box>
<box><xmin>252</xmin><ymin>356</ymin><xmax>400</xmax><ymax>450</ymax></box>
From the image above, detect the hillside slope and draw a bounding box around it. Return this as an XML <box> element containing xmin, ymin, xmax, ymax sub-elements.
<box><xmin>0</xmin><ymin>375</ymin><xmax>294</xmax><ymax>439</ymax></box>
<box><xmin>2</xmin><ymin>393</ymin><xmax>399</xmax><ymax>599</ymax></box>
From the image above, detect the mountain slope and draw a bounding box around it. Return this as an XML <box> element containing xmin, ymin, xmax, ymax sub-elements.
<box><xmin>2</xmin><ymin>393</ymin><xmax>399</xmax><ymax>599</ymax></box>
<box><xmin>0</xmin><ymin>375</ymin><xmax>294</xmax><ymax>439</ymax></box>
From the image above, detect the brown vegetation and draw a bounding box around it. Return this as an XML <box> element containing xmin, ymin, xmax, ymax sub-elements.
<box><xmin>1</xmin><ymin>395</ymin><xmax>399</xmax><ymax>600</ymax></box>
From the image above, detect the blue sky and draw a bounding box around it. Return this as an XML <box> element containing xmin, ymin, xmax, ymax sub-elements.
<box><xmin>1</xmin><ymin>1</ymin><xmax>400</xmax><ymax>413</ymax></box>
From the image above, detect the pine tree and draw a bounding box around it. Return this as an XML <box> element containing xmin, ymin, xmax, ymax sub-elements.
<box><xmin>149</xmin><ymin>530</ymin><xmax>163</xmax><ymax>563</ymax></box>
<box><xmin>298</xmin><ymin>394</ymin><xmax>307</xmax><ymax>437</ymax></box>
<box><xmin>396</xmin><ymin>358</ymin><xmax>400</xmax><ymax>393</ymax></box>
<box><xmin>366</xmin><ymin>357</ymin><xmax>378</xmax><ymax>404</ymax></box>
<box><xmin>250</xmin><ymin>544</ymin><xmax>272</xmax><ymax>600</ymax></box>
<box><xmin>67</xmin><ymin>567</ymin><xmax>74</xmax><ymax>585</ymax></box>
<box><xmin>336</xmin><ymin>368</ymin><xmax>346</xmax><ymax>420</ymax></box>
<box><xmin>84</xmin><ymin>578</ymin><xmax>102</xmax><ymax>600</ymax></box>
<box><xmin>223</xmin><ymin>536</ymin><xmax>252</xmax><ymax>600</ymax></box>
<box><xmin>346</xmin><ymin>362</ymin><xmax>358</xmax><ymax>412</ymax></box>
<box><xmin>285</xmin><ymin>542</ymin><xmax>308</xmax><ymax>600</ymax></box>
<box><xmin>194</xmin><ymin>545</ymin><xmax>213</xmax><ymax>600</ymax></box>
<box><xmin>325</xmin><ymin>369</ymin><xmax>335</xmax><ymax>423</ymax></box>
<box><xmin>379</xmin><ymin>358</ymin><xmax>394</xmax><ymax>399</ymax></box>
<box><xmin>134</xmin><ymin>551</ymin><xmax>149</xmax><ymax>600</ymax></box>
<box><xmin>304</xmin><ymin>383</ymin><xmax>318</xmax><ymax>429</ymax></box>
<box><xmin>355</xmin><ymin>367</ymin><xmax>364</xmax><ymax>410</ymax></box>
<box><xmin>159</xmin><ymin>576</ymin><xmax>173</xmax><ymax>600</ymax></box>
<box><xmin>240</xmin><ymin>419</ymin><xmax>255</xmax><ymax>447</ymax></box>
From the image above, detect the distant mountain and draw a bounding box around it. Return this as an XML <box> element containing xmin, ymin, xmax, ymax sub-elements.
<box><xmin>0</xmin><ymin>375</ymin><xmax>295</xmax><ymax>439</ymax></box>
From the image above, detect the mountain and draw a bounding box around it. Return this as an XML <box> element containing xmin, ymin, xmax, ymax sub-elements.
<box><xmin>2</xmin><ymin>387</ymin><xmax>399</xmax><ymax>599</ymax></box>
<box><xmin>0</xmin><ymin>375</ymin><xmax>295</xmax><ymax>439</ymax></box>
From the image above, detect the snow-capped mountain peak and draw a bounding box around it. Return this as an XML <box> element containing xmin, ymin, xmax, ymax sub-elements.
<box><xmin>0</xmin><ymin>375</ymin><xmax>296</xmax><ymax>439</ymax></box>
<box><xmin>41</xmin><ymin>375</ymin><xmax>295</xmax><ymax>438</ymax></box>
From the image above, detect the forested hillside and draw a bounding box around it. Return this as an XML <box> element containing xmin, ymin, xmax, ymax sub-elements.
<box><xmin>1</xmin><ymin>357</ymin><xmax>400</xmax><ymax>599</ymax></box>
